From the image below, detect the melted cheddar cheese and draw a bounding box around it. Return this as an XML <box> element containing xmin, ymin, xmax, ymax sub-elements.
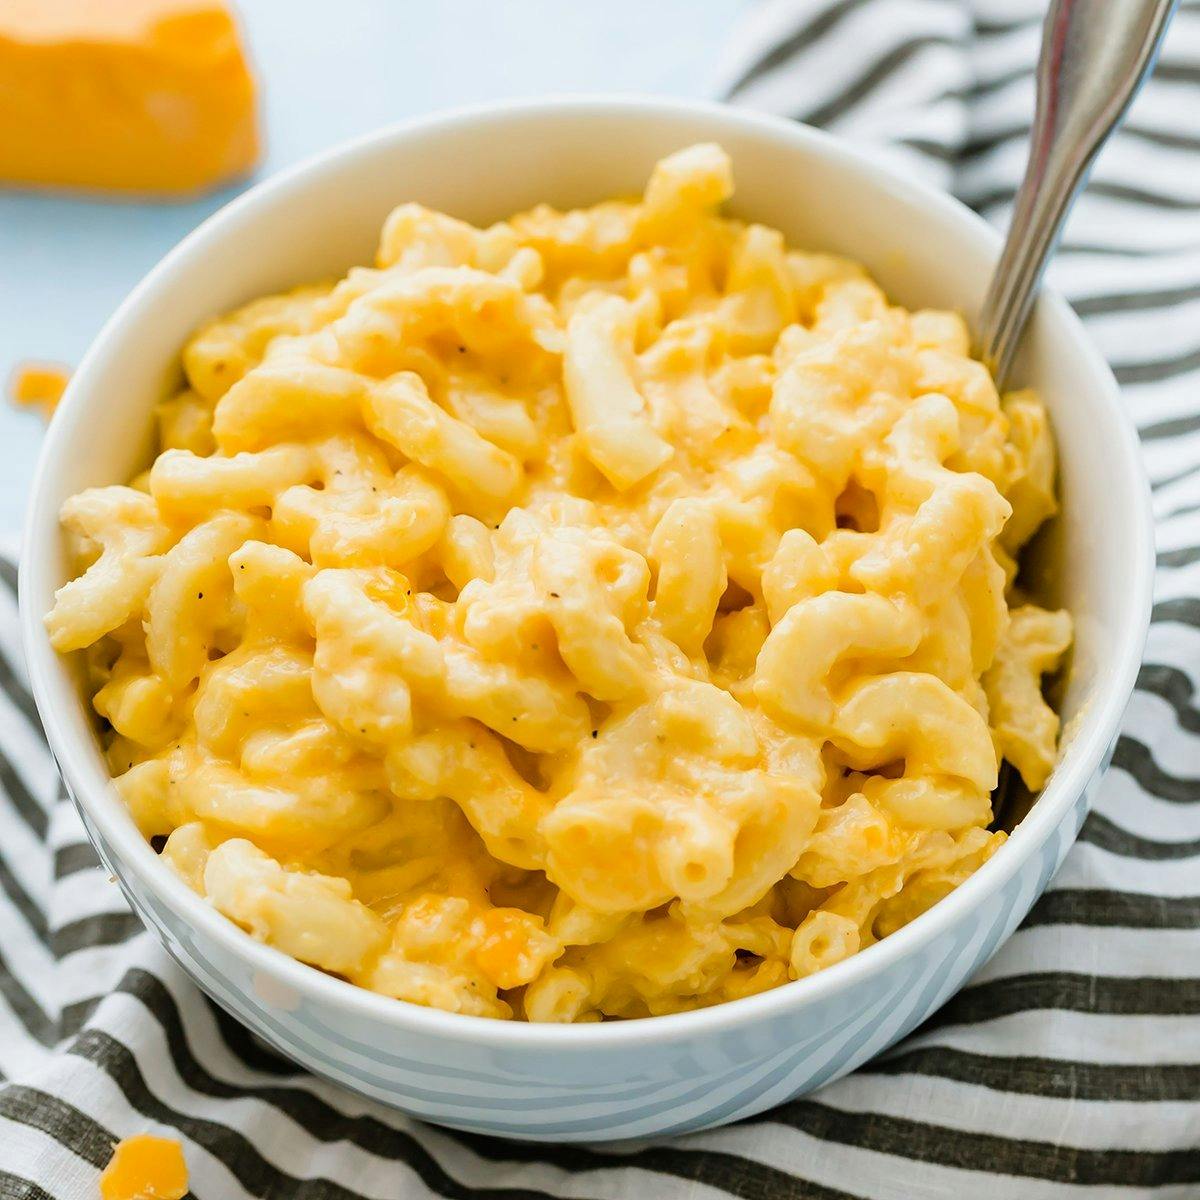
<box><xmin>49</xmin><ymin>145</ymin><xmax>1072</xmax><ymax>1021</ymax></box>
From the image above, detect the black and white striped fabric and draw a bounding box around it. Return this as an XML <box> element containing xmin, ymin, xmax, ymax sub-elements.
<box><xmin>3</xmin><ymin>0</ymin><xmax>1199</xmax><ymax>1194</ymax></box>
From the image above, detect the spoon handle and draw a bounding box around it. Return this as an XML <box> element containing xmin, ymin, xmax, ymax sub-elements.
<box><xmin>977</xmin><ymin>0</ymin><xmax>1178</xmax><ymax>387</ymax></box>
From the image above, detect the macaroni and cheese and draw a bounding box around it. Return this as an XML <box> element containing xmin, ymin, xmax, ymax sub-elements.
<box><xmin>47</xmin><ymin>145</ymin><xmax>1072</xmax><ymax>1021</ymax></box>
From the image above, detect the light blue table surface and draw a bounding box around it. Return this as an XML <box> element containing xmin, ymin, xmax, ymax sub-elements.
<box><xmin>0</xmin><ymin>0</ymin><xmax>748</xmax><ymax>539</ymax></box>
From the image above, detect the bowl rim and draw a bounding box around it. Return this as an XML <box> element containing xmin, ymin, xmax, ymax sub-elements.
<box><xmin>19</xmin><ymin>93</ymin><xmax>1155</xmax><ymax>1050</ymax></box>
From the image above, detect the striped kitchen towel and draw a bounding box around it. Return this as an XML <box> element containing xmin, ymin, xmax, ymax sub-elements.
<box><xmin>2</xmin><ymin>0</ymin><xmax>1199</xmax><ymax>1195</ymax></box>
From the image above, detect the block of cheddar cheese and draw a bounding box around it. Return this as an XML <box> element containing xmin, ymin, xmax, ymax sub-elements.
<box><xmin>0</xmin><ymin>0</ymin><xmax>259</xmax><ymax>197</ymax></box>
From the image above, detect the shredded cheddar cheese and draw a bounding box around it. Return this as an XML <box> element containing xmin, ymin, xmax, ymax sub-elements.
<box><xmin>99</xmin><ymin>1134</ymin><xmax>188</xmax><ymax>1200</ymax></box>
<box><xmin>10</xmin><ymin>362</ymin><xmax>70</xmax><ymax>418</ymax></box>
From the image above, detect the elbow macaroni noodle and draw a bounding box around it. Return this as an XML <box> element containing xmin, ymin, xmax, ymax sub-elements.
<box><xmin>47</xmin><ymin>145</ymin><xmax>1072</xmax><ymax>1021</ymax></box>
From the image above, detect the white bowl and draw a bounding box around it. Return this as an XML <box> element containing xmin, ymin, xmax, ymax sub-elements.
<box><xmin>19</xmin><ymin>96</ymin><xmax>1153</xmax><ymax>1141</ymax></box>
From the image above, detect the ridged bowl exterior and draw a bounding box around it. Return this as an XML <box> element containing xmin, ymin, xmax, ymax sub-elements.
<box><xmin>72</xmin><ymin>757</ymin><xmax>1103</xmax><ymax>1141</ymax></box>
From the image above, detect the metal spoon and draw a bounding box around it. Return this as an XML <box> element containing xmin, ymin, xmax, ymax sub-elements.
<box><xmin>982</xmin><ymin>0</ymin><xmax>1176</xmax><ymax>830</ymax></box>
<box><xmin>977</xmin><ymin>0</ymin><xmax>1178</xmax><ymax>388</ymax></box>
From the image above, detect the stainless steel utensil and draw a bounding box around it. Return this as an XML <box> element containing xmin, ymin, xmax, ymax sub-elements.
<box><xmin>983</xmin><ymin>0</ymin><xmax>1176</xmax><ymax>829</ymax></box>
<box><xmin>977</xmin><ymin>0</ymin><xmax>1178</xmax><ymax>388</ymax></box>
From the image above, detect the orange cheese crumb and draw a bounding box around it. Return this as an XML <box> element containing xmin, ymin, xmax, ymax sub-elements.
<box><xmin>0</xmin><ymin>0</ymin><xmax>259</xmax><ymax>197</ymax></box>
<box><xmin>474</xmin><ymin>909</ymin><xmax>539</xmax><ymax>990</ymax></box>
<box><xmin>10</xmin><ymin>362</ymin><xmax>70</xmax><ymax>418</ymax></box>
<box><xmin>99</xmin><ymin>1135</ymin><xmax>188</xmax><ymax>1200</ymax></box>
